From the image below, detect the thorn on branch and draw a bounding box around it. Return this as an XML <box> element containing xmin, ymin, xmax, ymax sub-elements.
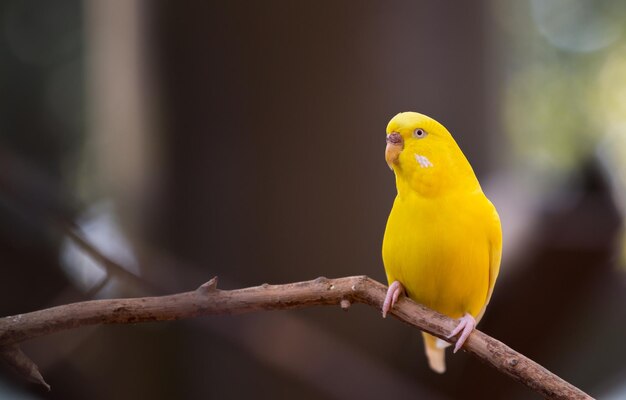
<box><xmin>0</xmin><ymin>345</ymin><xmax>50</xmax><ymax>391</ymax></box>
<box><xmin>340</xmin><ymin>299</ymin><xmax>351</xmax><ymax>311</ymax></box>
<box><xmin>196</xmin><ymin>276</ymin><xmax>219</xmax><ymax>294</ymax></box>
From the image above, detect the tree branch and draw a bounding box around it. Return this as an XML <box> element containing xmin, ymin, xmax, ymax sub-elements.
<box><xmin>0</xmin><ymin>276</ymin><xmax>592</xmax><ymax>400</ymax></box>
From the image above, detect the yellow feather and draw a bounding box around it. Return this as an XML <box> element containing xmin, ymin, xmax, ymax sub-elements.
<box><xmin>382</xmin><ymin>112</ymin><xmax>502</xmax><ymax>373</ymax></box>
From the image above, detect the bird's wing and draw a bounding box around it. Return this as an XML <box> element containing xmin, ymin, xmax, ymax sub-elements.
<box><xmin>476</xmin><ymin>204</ymin><xmax>502</xmax><ymax>324</ymax></box>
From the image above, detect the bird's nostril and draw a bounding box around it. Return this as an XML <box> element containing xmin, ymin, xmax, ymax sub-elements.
<box><xmin>387</xmin><ymin>132</ymin><xmax>403</xmax><ymax>145</ymax></box>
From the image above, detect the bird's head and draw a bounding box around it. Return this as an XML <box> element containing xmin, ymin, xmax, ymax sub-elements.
<box><xmin>385</xmin><ymin>112</ymin><xmax>478</xmax><ymax>196</ymax></box>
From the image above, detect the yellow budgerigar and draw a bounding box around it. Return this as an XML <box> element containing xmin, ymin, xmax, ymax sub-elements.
<box><xmin>381</xmin><ymin>112</ymin><xmax>502</xmax><ymax>373</ymax></box>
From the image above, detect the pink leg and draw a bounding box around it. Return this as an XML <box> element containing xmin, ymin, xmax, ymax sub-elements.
<box><xmin>447</xmin><ymin>313</ymin><xmax>476</xmax><ymax>353</ymax></box>
<box><xmin>382</xmin><ymin>281</ymin><xmax>405</xmax><ymax>318</ymax></box>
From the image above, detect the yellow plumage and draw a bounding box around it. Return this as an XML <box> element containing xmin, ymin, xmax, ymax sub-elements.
<box><xmin>382</xmin><ymin>112</ymin><xmax>502</xmax><ymax>373</ymax></box>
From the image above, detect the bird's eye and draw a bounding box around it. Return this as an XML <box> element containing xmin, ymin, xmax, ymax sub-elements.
<box><xmin>413</xmin><ymin>128</ymin><xmax>427</xmax><ymax>139</ymax></box>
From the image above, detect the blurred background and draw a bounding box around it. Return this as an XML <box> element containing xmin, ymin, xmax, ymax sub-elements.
<box><xmin>0</xmin><ymin>0</ymin><xmax>625</xmax><ymax>399</ymax></box>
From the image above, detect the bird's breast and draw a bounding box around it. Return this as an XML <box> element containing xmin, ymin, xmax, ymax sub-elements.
<box><xmin>382</xmin><ymin>193</ymin><xmax>491</xmax><ymax>318</ymax></box>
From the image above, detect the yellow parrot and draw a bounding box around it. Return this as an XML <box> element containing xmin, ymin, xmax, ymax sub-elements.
<box><xmin>381</xmin><ymin>112</ymin><xmax>502</xmax><ymax>373</ymax></box>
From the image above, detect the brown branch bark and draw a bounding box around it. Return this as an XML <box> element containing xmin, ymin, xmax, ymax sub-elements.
<box><xmin>0</xmin><ymin>276</ymin><xmax>592</xmax><ymax>400</ymax></box>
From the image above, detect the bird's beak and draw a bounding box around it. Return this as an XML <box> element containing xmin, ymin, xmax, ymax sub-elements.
<box><xmin>385</xmin><ymin>132</ymin><xmax>403</xmax><ymax>170</ymax></box>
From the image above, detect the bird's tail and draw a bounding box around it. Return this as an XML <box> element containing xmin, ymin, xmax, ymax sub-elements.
<box><xmin>422</xmin><ymin>332</ymin><xmax>449</xmax><ymax>373</ymax></box>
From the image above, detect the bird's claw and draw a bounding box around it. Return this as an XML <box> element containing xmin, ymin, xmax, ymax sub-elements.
<box><xmin>447</xmin><ymin>313</ymin><xmax>476</xmax><ymax>353</ymax></box>
<box><xmin>382</xmin><ymin>281</ymin><xmax>405</xmax><ymax>318</ymax></box>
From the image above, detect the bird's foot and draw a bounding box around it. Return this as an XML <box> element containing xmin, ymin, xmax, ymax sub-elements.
<box><xmin>382</xmin><ymin>281</ymin><xmax>405</xmax><ymax>318</ymax></box>
<box><xmin>447</xmin><ymin>313</ymin><xmax>476</xmax><ymax>353</ymax></box>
